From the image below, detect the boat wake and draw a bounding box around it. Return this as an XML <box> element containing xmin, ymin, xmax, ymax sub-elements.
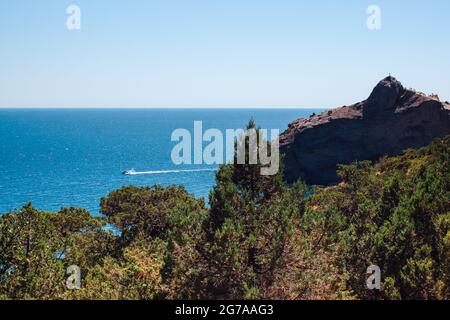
<box><xmin>123</xmin><ymin>168</ymin><xmax>218</xmax><ymax>175</ymax></box>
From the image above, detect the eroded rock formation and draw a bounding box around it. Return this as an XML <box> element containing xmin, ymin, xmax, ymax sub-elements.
<box><xmin>279</xmin><ymin>76</ymin><xmax>450</xmax><ymax>185</ymax></box>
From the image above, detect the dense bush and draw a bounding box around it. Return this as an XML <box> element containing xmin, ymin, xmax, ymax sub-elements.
<box><xmin>0</xmin><ymin>129</ymin><xmax>448</xmax><ymax>300</ymax></box>
<box><xmin>307</xmin><ymin>136</ymin><xmax>450</xmax><ymax>299</ymax></box>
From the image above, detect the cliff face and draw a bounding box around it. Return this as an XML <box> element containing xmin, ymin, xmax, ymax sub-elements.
<box><xmin>280</xmin><ymin>76</ymin><xmax>450</xmax><ymax>185</ymax></box>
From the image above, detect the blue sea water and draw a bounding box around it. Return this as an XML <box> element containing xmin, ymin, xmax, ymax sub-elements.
<box><xmin>0</xmin><ymin>108</ymin><xmax>323</xmax><ymax>215</ymax></box>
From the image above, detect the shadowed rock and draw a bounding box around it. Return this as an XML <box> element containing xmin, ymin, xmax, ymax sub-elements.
<box><xmin>280</xmin><ymin>76</ymin><xmax>450</xmax><ymax>185</ymax></box>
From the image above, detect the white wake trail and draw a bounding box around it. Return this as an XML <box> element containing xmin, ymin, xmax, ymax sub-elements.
<box><xmin>126</xmin><ymin>168</ymin><xmax>218</xmax><ymax>175</ymax></box>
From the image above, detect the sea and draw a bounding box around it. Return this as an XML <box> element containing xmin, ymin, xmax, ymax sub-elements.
<box><xmin>0</xmin><ymin>108</ymin><xmax>323</xmax><ymax>215</ymax></box>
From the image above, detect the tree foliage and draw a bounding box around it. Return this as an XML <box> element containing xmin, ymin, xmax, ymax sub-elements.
<box><xmin>308</xmin><ymin>136</ymin><xmax>450</xmax><ymax>299</ymax></box>
<box><xmin>0</xmin><ymin>126</ymin><xmax>448</xmax><ymax>300</ymax></box>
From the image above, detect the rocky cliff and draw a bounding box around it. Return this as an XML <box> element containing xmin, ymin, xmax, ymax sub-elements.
<box><xmin>279</xmin><ymin>76</ymin><xmax>450</xmax><ymax>185</ymax></box>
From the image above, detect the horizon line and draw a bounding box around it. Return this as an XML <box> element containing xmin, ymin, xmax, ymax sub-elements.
<box><xmin>0</xmin><ymin>106</ymin><xmax>329</xmax><ymax>110</ymax></box>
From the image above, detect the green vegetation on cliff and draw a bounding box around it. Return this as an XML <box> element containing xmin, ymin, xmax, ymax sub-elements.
<box><xmin>0</xmin><ymin>129</ymin><xmax>448</xmax><ymax>300</ymax></box>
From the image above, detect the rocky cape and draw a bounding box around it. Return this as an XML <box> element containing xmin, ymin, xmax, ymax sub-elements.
<box><xmin>279</xmin><ymin>76</ymin><xmax>450</xmax><ymax>185</ymax></box>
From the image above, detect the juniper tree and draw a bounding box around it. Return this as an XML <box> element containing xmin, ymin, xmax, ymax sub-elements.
<box><xmin>201</xmin><ymin>120</ymin><xmax>306</xmax><ymax>299</ymax></box>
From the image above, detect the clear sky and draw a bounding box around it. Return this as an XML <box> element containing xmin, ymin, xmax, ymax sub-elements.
<box><xmin>0</xmin><ymin>0</ymin><xmax>449</xmax><ymax>107</ymax></box>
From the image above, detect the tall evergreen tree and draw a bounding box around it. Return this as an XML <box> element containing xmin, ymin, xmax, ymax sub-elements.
<box><xmin>201</xmin><ymin>120</ymin><xmax>303</xmax><ymax>299</ymax></box>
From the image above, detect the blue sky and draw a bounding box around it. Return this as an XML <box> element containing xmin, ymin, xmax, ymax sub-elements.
<box><xmin>0</xmin><ymin>0</ymin><xmax>449</xmax><ymax>107</ymax></box>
